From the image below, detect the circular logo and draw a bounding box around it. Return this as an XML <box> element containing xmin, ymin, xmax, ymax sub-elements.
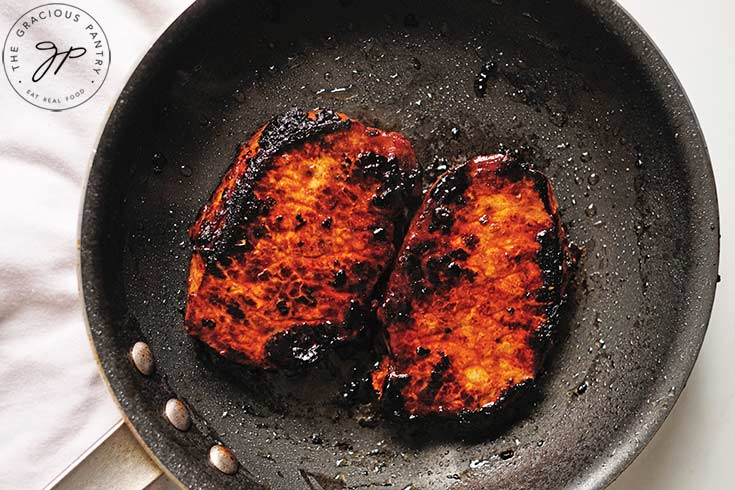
<box><xmin>2</xmin><ymin>3</ymin><xmax>110</xmax><ymax>111</ymax></box>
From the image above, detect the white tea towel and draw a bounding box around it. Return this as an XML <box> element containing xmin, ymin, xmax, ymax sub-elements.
<box><xmin>0</xmin><ymin>2</ymin><xmax>190</xmax><ymax>488</ymax></box>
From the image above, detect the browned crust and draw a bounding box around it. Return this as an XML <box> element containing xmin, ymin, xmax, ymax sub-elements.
<box><xmin>184</xmin><ymin>108</ymin><xmax>420</xmax><ymax>368</ymax></box>
<box><xmin>373</xmin><ymin>155</ymin><xmax>575</xmax><ymax>417</ymax></box>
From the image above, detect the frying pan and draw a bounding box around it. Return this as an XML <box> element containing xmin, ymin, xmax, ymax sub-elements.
<box><xmin>79</xmin><ymin>0</ymin><xmax>719</xmax><ymax>488</ymax></box>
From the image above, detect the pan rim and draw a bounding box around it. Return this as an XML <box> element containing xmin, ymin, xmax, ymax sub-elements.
<box><xmin>74</xmin><ymin>2</ymin><xmax>196</xmax><ymax>488</ymax></box>
<box><xmin>78</xmin><ymin>0</ymin><xmax>720</xmax><ymax>488</ymax></box>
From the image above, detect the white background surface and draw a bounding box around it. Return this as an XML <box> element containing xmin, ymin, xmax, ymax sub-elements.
<box><xmin>0</xmin><ymin>1</ymin><xmax>731</xmax><ymax>488</ymax></box>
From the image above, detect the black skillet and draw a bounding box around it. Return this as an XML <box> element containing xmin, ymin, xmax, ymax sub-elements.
<box><xmin>80</xmin><ymin>0</ymin><xmax>719</xmax><ymax>488</ymax></box>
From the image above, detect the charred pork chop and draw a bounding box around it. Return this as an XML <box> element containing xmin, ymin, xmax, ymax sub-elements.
<box><xmin>185</xmin><ymin>108</ymin><xmax>419</xmax><ymax>368</ymax></box>
<box><xmin>373</xmin><ymin>155</ymin><xmax>574</xmax><ymax>416</ymax></box>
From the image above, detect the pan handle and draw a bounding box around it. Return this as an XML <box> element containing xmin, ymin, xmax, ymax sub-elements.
<box><xmin>43</xmin><ymin>420</ymin><xmax>178</xmax><ymax>490</ymax></box>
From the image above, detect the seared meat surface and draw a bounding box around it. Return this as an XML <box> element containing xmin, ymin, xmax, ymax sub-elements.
<box><xmin>373</xmin><ymin>155</ymin><xmax>574</xmax><ymax>416</ymax></box>
<box><xmin>185</xmin><ymin>108</ymin><xmax>419</xmax><ymax>368</ymax></box>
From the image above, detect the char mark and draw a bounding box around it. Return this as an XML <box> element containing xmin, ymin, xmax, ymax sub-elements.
<box><xmin>192</xmin><ymin>108</ymin><xmax>350</xmax><ymax>260</ymax></box>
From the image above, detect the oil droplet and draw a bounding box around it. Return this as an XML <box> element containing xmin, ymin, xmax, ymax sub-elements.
<box><xmin>549</xmin><ymin>111</ymin><xmax>567</xmax><ymax>128</ymax></box>
<box><xmin>576</xmin><ymin>382</ymin><xmax>588</xmax><ymax>395</ymax></box>
<box><xmin>474</xmin><ymin>61</ymin><xmax>497</xmax><ymax>98</ymax></box>
<box><xmin>537</xmin><ymin>440</ymin><xmax>544</xmax><ymax>447</ymax></box>
<box><xmin>499</xmin><ymin>449</ymin><xmax>514</xmax><ymax>460</ymax></box>
<box><xmin>411</xmin><ymin>57</ymin><xmax>422</xmax><ymax>70</ymax></box>
<box><xmin>232</xmin><ymin>90</ymin><xmax>246</xmax><ymax>104</ymax></box>
<box><xmin>152</xmin><ymin>152</ymin><xmax>167</xmax><ymax>174</ymax></box>
<box><xmin>324</xmin><ymin>72</ymin><xmax>332</xmax><ymax>81</ymax></box>
<box><xmin>179</xmin><ymin>165</ymin><xmax>193</xmax><ymax>177</ymax></box>
<box><xmin>588</xmin><ymin>173</ymin><xmax>600</xmax><ymax>185</ymax></box>
<box><xmin>450</xmin><ymin>127</ymin><xmax>461</xmax><ymax>139</ymax></box>
<box><xmin>585</xmin><ymin>203</ymin><xmax>597</xmax><ymax>217</ymax></box>
<box><xmin>580</xmin><ymin>151</ymin><xmax>591</xmax><ymax>163</ymax></box>
<box><xmin>330</xmin><ymin>85</ymin><xmax>352</xmax><ymax>93</ymax></box>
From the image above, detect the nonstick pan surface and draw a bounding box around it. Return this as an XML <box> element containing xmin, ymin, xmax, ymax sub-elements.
<box><xmin>80</xmin><ymin>0</ymin><xmax>719</xmax><ymax>488</ymax></box>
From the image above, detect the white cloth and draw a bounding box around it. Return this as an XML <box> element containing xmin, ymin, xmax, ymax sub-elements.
<box><xmin>0</xmin><ymin>2</ymin><xmax>189</xmax><ymax>488</ymax></box>
<box><xmin>0</xmin><ymin>1</ymin><xmax>732</xmax><ymax>489</ymax></box>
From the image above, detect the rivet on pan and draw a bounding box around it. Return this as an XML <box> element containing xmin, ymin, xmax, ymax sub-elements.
<box><xmin>209</xmin><ymin>445</ymin><xmax>238</xmax><ymax>475</ymax></box>
<box><xmin>130</xmin><ymin>341</ymin><xmax>155</xmax><ymax>376</ymax></box>
<box><xmin>164</xmin><ymin>398</ymin><xmax>191</xmax><ymax>431</ymax></box>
